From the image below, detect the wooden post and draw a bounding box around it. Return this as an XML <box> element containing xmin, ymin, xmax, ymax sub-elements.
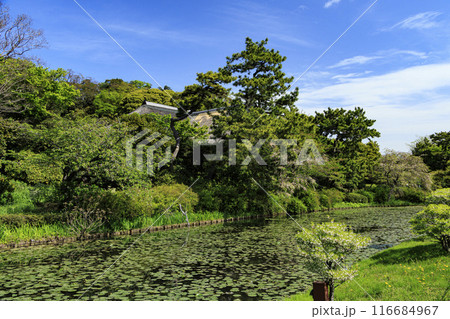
<box><xmin>312</xmin><ymin>281</ymin><xmax>329</xmax><ymax>301</ymax></box>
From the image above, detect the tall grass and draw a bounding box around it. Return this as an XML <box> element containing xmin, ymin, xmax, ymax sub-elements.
<box><xmin>109</xmin><ymin>210</ymin><xmax>255</xmax><ymax>231</ymax></box>
<box><xmin>0</xmin><ymin>223</ymin><xmax>71</xmax><ymax>244</ymax></box>
<box><xmin>333</xmin><ymin>202</ymin><xmax>371</xmax><ymax>209</ymax></box>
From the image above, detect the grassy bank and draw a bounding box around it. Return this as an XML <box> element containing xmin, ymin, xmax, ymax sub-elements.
<box><xmin>286</xmin><ymin>237</ymin><xmax>450</xmax><ymax>301</ymax></box>
<box><xmin>0</xmin><ymin>210</ymin><xmax>263</xmax><ymax>244</ymax></box>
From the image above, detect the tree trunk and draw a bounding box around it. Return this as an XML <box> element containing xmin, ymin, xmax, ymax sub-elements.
<box><xmin>441</xmin><ymin>235</ymin><xmax>450</xmax><ymax>252</ymax></box>
<box><xmin>388</xmin><ymin>187</ymin><xmax>396</xmax><ymax>202</ymax></box>
<box><xmin>329</xmin><ymin>281</ymin><xmax>335</xmax><ymax>301</ymax></box>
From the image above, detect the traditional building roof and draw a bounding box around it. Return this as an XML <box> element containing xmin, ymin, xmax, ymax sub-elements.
<box><xmin>189</xmin><ymin>110</ymin><xmax>220</xmax><ymax>127</ymax></box>
<box><xmin>131</xmin><ymin>101</ymin><xmax>220</xmax><ymax>128</ymax></box>
<box><xmin>130</xmin><ymin>101</ymin><xmax>178</xmax><ymax>117</ymax></box>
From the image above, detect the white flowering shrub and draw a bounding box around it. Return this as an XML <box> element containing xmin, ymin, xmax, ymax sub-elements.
<box><xmin>296</xmin><ymin>221</ymin><xmax>371</xmax><ymax>300</ymax></box>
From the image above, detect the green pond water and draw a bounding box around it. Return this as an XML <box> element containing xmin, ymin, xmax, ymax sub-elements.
<box><xmin>0</xmin><ymin>206</ymin><xmax>422</xmax><ymax>301</ymax></box>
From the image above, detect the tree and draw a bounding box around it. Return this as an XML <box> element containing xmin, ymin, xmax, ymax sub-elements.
<box><xmin>0</xmin><ymin>60</ymin><xmax>80</xmax><ymax>118</ymax></box>
<box><xmin>73</xmin><ymin>78</ymin><xmax>100</xmax><ymax>112</ymax></box>
<box><xmin>129</xmin><ymin>80</ymin><xmax>151</xmax><ymax>89</ymax></box>
<box><xmin>23</xmin><ymin>65</ymin><xmax>80</xmax><ymax>120</ymax></box>
<box><xmin>178</xmin><ymin>71</ymin><xmax>233</xmax><ymax>116</ymax></box>
<box><xmin>296</xmin><ymin>221</ymin><xmax>371</xmax><ymax>300</ymax></box>
<box><xmin>314</xmin><ymin>107</ymin><xmax>381</xmax><ymax>189</ymax></box>
<box><xmin>0</xmin><ymin>2</ymin><xmax>47</xmax><ymax>59</ymax></box>
<box><xmin>92</xmin><ymin>90</ymin><xmax>124</xmax><ymax>117</ymax></box>
<box><xmin>410</xmin><ymin>204</ymin><xmax>450</xmax><ymax>252</ymax></box>
<box><xmin>411</xmin><ymin>132</ymin><xmax>450</xmax><ymax>188</ymax></box>
<box><xmin>0</xmin><ymin>58</ymin><xmax>32</xmax><ymax>113</ymax></box>
<box><xmin>314</xmin><ymin>107</ymin><xmax>380</xmax><ymax>157</ymax></box>
<box><xmin>43</xmin><ymin>117</ymin><xmax>148</xmax><ymax>194</ymax></box>
<box><xmin>378</xmin><ymin>150</ymin><xmax>431</xmax><ymax>200</ymax></box>
<box><xmin>411</xmin><ymin>132</ymin><xmax>450</xmax><ymax>171</ymax></box>
<box><xmin>98</xmin><ymin>78</ymin><xmax>133</xmax><ymax>92</ymax></box>
<box><xmin>219</xmin><ymin>37</ymin><xmax>298</xmax><ymax>114</ymax></box>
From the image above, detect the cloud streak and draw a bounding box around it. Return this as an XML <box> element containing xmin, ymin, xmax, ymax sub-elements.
<box><xmin>389</xmin><ymin>11</ymin><xmax>442</xmax><ymax>30</ymax></box>
<box><xmin>107</xmin><ymin>24</ymin><xmax>215</xmax><ymax>45</ymax></box>
<box><xmin>329</xmin><ymin>50</ymin><xmax>428</xmax><ymax>68</ymax></box>
<box><xmin>330</xmin><ymin>55</ymin><xmax>380</xmax><ymax>68</ymax></box>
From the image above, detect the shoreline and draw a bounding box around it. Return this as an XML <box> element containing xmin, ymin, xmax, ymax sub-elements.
<box><xmin>0</xmin><ymin>205</ymin><xmax>422</xmax><ymax>249</ymax></box>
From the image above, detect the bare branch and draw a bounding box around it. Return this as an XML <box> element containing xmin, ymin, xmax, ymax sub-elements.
<box><xmin>0</xmin><ymin>3</ymin><xmax>47</xmax><ymax>59</ymax></box>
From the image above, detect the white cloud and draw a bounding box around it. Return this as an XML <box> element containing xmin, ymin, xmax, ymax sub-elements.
<box><xmin>331</xmin><ymin>71</ymin><xmax>372</xmax><ymax>81</ymax></box>
<box><xmin>330</xmin><ymin>50</ymin><xmax>428</xmax><ymax>68</ymax></box>
<box><xmin>390</xmin><ymin>11</ymin><xmax>442</xmax><ymax>30</ymax></box>
<box><xmin>270</xmin><ymin>33</ymin><xmax>312</xmax><ymax>47</ymax></box>
<box><xmin>297</xmin><ymin>63</ymin><xmax>450</xmax><ymax>151</ymax></box>
<box><xmin>107</xmin><ymin>24</ymin><xmax>214</xmax><ymax>45</ymax></box>
<box><xmin>301</xmin><ymin>63</ymin><xmax>450</xmax><ymax>106</ymax></box>
<box><xmin>330</xmin><ymin>55</ymin><xmax>380</xmax><ymax>68</ymax></box>
<box><xmin>389</xmin><ymin>50</ymin><xmax>428</xmax><ymax>59</ymax></box>
<box><xmin>324</xmin><ymin>0</ymin><xmax>342</xmax><ymax>9</ymax></box>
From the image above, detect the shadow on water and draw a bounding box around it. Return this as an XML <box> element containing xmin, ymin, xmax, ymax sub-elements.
<box><xmin>0</xmin><ymin>206</ymin><xmax>423</xmax><ymax>301</ymax></box>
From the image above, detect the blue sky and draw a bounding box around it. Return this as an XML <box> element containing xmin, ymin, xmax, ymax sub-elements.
<box><xmin>7</xmin><ymin>0</ymin><xmax>450</xmax><ymax>152</ymax></box>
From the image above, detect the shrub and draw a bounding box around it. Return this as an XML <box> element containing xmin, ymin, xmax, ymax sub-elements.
<box><xmin>345</xmin><ymin>192</ymin><xmax>368</xmax><ymax>204</ymax></box>
<box><xmin>65</xmin><ymin>206</ymin><xmax>105</xmax><ymax>237</ymax></box>
<box><xmin>397</xmin><ymin>187</ymin><xmax>427</xmax><ymax>203</ymax></box>
<box><xmin>372</xmin><ymin>185</ymin><xmax>390</xmax><ymax>203</ymax></box>
<box><xmin>333</xmin><ymin>202</ymin><xmax>370</xmax><ymax>208</ymax></box>
<box><xmin>321</xmin><ymin>189</ymin><xmax>345</xmax><ymax>206</ymax></box>
<box><xmin>356</xmin><ymin>190</ymin><xmax>375</xmax><ymax>203</ymax></box>
<box><xmin>99</xmin><ymin>184</ymin><xmax>199</xmax><ymax>225</ymax></box>
<box><xmin>148</xmin><ymin>184</ymin><xmax>199</xmax><ymax>215</ymax></box>
<box><xmin>0</xmin><ymin>174</ymin><xmax>13</xmax><ymax>198</ymax></box>
<box><xmin>319</xmin><ymin>193</ymin><xmax>332</xmax><ymax>210</ymax></box>
<box><xmin>0</xmin><ymin>180</ymin><xmax>33</xmax><ymax>206</ymax></box>
<box><xmin>426</xmin><ymin>188</ymin><xmax>450</xmax><ymax>205</ymax></box>
<box><xmin>197</xmin><ymin>188</ymin><xmax>221</xmax><ymax>213</ymax></box>
<box><xmin>385</xmin><ymin>199</ymin><xmax>415</xmax><ymax>207</ymax></box>
<box><xmin>410</xmin><ymin>204</ymin><xmax>450</xmax><ymax>252</ymax></box>
<box><xmin>30</xmin><ymin>184</ymin><xmax>60</xmax><ymax>206</ymax></box>
<box><xmin>195</xmin><ymin>183</ymin><xmax>257</xmax><ymax>216</ymax></box>
<box><xmin>432</xmin><ymin>169</ymin><xmax>450</xmax><ymax>189</ymax></box>
<box><xmin>301</xmin><ymin>190</ymin><xmax>320</xmax><ymax>212</ymax></box>
<box><xmin>268</xmin><ymin>193</ymin><xmax>290</xmax><ymax>215</ymax></box>
<box><xmin>287</xmin><ymin>197</ymin><xmax>307</xmax><ymax>214</ymax></box>
<box><xmin>0</xmin><ymin>214</ymin><xmax>44</xmax><ymax>227</ymax></box>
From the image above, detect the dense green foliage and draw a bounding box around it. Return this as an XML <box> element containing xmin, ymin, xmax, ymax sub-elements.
<box><xmin>0</xmin><ymin>35</ymin><xmax>435</xmax><ymax>243</ymax></box>
<box><xmin>425</xmin><ymin>188</ymin><xmax>450</xmax><ymax>205</ymax></box>
<box><xmin>411</xmin><ymin>132</ymin><xmax>450</xmax><ymax>188</ymax></box>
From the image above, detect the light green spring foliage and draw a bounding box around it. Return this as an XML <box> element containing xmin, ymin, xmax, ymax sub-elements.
<box><xmin>23</xmin><ymin>65</ymin><xmax>80</xmax><ymax>119</ymax></box>
<box><xmin>426</xmin><ymin>188</ymin><xmax>450</xmax><ymax>205</ymax></box>
<box><xmin>410</xmin><ymin>204</ymin><xmax>450</xmax><ymax>252</ymax></box>
<box><xmin>296</xmin><ymin>221</ymin><xmax>371</xmax><ymax>284</ymax></box>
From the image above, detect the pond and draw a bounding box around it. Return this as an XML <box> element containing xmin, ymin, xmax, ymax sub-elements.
<box><xmin>0</xmin><ymin>206</ymin><xmax>421</xmax><ymax>301</ymax></box>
